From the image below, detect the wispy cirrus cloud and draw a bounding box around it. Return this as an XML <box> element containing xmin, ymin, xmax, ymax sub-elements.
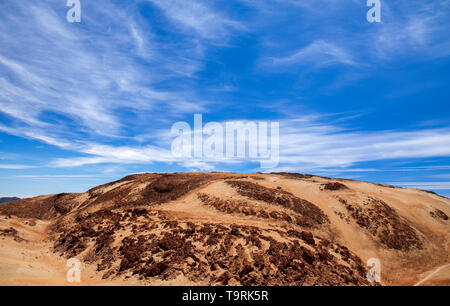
<box><xmin>147</xmin><ymin>0</ymin><xmax>244</xmax><ymax>41</ymax></box>
<box><xmin>389</xmin><ymin>182</ymin><xmax>450</xmax><ymax>190</ymax></box>
<box><xmin>255</xmin><ymin>0</ymin><xmax>450</xmax><ymax>76</ymax></box>
<box><xmin>0</xmin><ymin>164</ymin><xmax>36</xmax><ymax>169</ymax></box>
<box><xmin>269</xmin><ymin>40</ymin><xmax>359</xmax><ymax>68</ymax></box>
<box><xmin>279</xmin><ymin>117</ymin><xmax>450</xmax><ymax>168</ymax></box>
<box><xmin>0</xmin><ymin>0</ymin><xmax>210</xmax><ymax>141</ymax></box>
<box><xmin>371</xmin><ymin>1</ymin><xmax>450</xmax><ymax>60</ymax></box>
<box><xmin>21</xmin><ymin>113</ymin><xmax>450</xmax><ymax>173</ymax></box>
<box><xmin>49</xmin><ymin>143</ymin><xmax>174</xmax><ymax>168</ymax></box>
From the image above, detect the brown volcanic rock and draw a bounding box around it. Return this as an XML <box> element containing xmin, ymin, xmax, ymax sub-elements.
<box><xmin>337</xmin><ymin>197</ymin><xmax>423</xmax><ymax>251</ymax></box>
<box><xmin>0</xmin><ymin>227</ymin><xmax>25</xmax><ymax>242</ymax></box>
<box><xmin>321</xmin><ymin>182</ymin><xmax>349</xmax><ymax>191</ymax></box>
<box><xmin>85</xmin><ymin>173</ymin><xmax>240</xmax><ymax>210</ymax></box>
<box><xmin>51</xmin><ymin>209</ymin><xmax>370</xmax><ymax>285</ymax></box>
<box><xmin>0</xmin><ymin>172</ymin><xmax>449</xmax><ymax>286</ymax></box>
<box><xmin>226</xmin><ymin>180</ymin><xmax>329</xmax><ymax>227</ymax></box>
<box><xmin>430</xmin><ymin>209</ymin><xmax>449</xmax><ymax>221</ymax></box>
<box><xmin>0</xmin><ymin>193</ymin><xmax>80</xmax><ymax>220</ymax></box>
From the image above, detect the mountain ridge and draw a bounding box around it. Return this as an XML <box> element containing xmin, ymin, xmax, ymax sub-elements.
<box><xmin>0</xmin><ymin>197</ymin><xmax>20</xmax><ymax>205</ymax></box>
<box><xmin>0</xmin><ymin>172</ymin><xmax>448</xmax><ymax>285</ymax></box>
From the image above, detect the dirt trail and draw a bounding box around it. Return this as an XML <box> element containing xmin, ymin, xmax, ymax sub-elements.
<box><xmin>414</xmin><ymin>263</ymin><xmax>450</xmax><ymax>286</ymax></box>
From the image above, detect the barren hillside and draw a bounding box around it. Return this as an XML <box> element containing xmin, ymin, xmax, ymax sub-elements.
<box><xmin>0</xmin><ymin>172</ymin><xmax>448</xmax><ymax>285</ymax></box>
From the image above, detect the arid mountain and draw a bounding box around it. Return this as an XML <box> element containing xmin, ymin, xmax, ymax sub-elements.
<box><xmin>0</xmin><ymin>197</ymin><xmax>20</xmax><ymax>204</ymax></box>
<box><xmin>0</xmin><ymin>172</ymin><xmax>448</xmax><ymax>286</ymax></box>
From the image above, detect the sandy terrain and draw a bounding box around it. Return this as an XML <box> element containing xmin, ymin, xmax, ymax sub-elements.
<box><xmin>0</xmin><ymin>172</ymin><xmax>448</xmax><ymax>286</ymax></box>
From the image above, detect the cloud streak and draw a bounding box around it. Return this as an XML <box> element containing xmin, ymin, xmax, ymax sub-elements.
<box><xmin>0</xmin><ymin>164</ymin><xmax>35</xmax><ymax>169</ymax></box>
<box><xmin>23</xmin><ymin>114</ymin><xmax>450</xmax><ymax>173</ymax></box>
<box><xmin>147</xmin><ymin>0</ymin><xmax>244</xmax><ymax>41</ymax></box>
<box><xmin>0</xmin><ymin>0</ymin><xmax>210</xmax><ymax>142</ymax></box>
<box><xmin>279</xmin><ymin>117</ymin><xmax>450</xmax><ymax>168</ymax></box>
<box><xmin>270</xmin><ymin>40</ymin><xmax>359</xmax><ymax>68</ymax></box>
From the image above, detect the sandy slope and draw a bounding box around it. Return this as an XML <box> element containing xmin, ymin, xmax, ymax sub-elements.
<box><xmin>255</xmin><ymin>175</ymin><xmax>450</xmax><ymax>285</ymax></box>
<box><xmin>0</xmin><ymin>172</ymin><xmax>448</xmax><ymax>286</ymax></box>
<box><xmin>0</xmin><ymin>216</ymin><xmax>194</xmax><ymax>286</ymax></box>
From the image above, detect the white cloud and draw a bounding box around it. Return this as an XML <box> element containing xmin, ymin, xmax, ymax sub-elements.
<box><xmin>0</xmin><ymin>0</ymin><xmax>209</xmax><ymax>142</ymax></box>
<box><xmin>371</xmin><ymin>1</ymin><xmax>450</xmax><ymax>60</ymax></box>
<box><xmin>0</xmin><ymin>164</ymin><xmax>35</xmax><ymax>169</ymax></box>
<box><xmin>182</xmin><ymin>160</ymin><xmax>216</xmax><ymax>171</ymax></box>
<box><xmin>48</xmin><ymin>142</ymin><xmax>175</xmax><ymax>168</ymax></box>
<box><xmin>42</xmin><ymin>114</ymin><xmax>450</xmax><ymax>172</ymax></box>
<box><xmin>389</xmin><ymin>182</ymin><xmax>450</xmax><ymax>190</ymax></box>
<box><xmin>278</xmin><ymin>117</ymin><xmax>450</xmax><ymax>169</ymax></box>
<box><xmin>269</xmin><ymin>40</ymin><xmax>358</xmax><ymax>68</ymax></box>
<box><xmin>148</xmin><ymin>0</ymin><xmax>244</xmax><ymax>41</ymax></box>
<box><xmin>13</xmin><ymin>175</ymin><xmax>107</xmax><ymax>178</ymax></box>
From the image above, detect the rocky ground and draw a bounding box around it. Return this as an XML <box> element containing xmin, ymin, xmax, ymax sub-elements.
<box><xmin>0</xmin><ymin>172</ymin><xmax>448</xmax><ymax>285</ymax></box>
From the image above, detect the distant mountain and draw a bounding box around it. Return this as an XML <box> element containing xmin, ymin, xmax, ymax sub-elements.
<box><xmin>0</xmin><ymin>197</ymin><xmax>20</xmax><ymax>204</ymax></box>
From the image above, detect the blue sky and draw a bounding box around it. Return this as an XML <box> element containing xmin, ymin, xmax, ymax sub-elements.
<box><xmin>1</xmin><ymin>0</ymin><xmax>450</xmax><ymax>198</ymax></box>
